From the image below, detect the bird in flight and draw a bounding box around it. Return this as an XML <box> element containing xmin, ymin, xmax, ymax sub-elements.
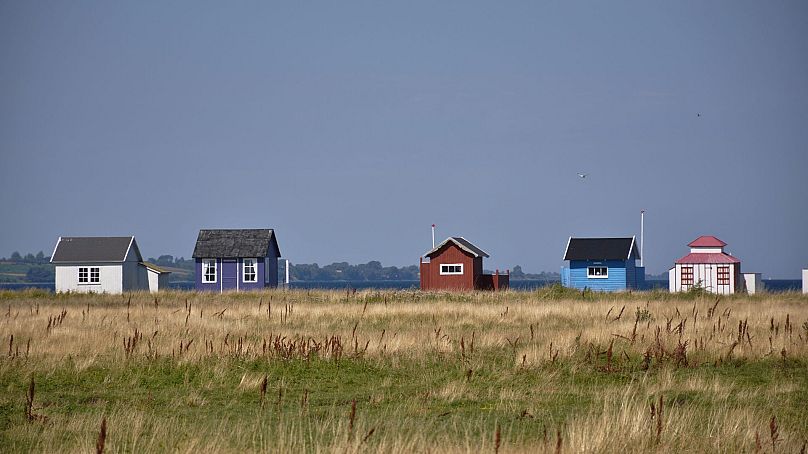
<box><xmin>577</xmin><ymin>173</ymin><xmax>588</xmax><ymax>179</ymax></box>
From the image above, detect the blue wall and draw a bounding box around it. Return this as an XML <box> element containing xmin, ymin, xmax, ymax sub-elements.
<box><xmin>564</xmin><ymin>259</ymin><xmax>629</xmax><ymax>292</ymax></box>
<box><xmin>195</xmin><ymin>258</ymin><xmax>273</xmax><ymax>292</ymax></box>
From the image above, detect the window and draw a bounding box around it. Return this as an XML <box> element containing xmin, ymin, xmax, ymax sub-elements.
<box><xmin>681</xmin><ymin>266</ymin><xmax>694</xmax><ymax>286</ymax></box>
<box><xmin>202</xmin><ymin>259</ymin><xmax>217</xmax><ymax>283</ymax></box>
<box><xmin>440</xmin><ymin>264</ymin><xmax>464</xmax><ymax>275</ymax></box>
<box><xmin>78</xmin><ymin>267</ymin><xmax>100</xmax><ymax>284</ymax></box>
<box><xmin>243</xmin><ymin>258</ymin><xmax>257</xmax><ymax>283</ymax></box>
<box><xmin>78</xmin><ymin>267</ymin><xmax>88</xmax><ymax>283</ymax></box>
<box><xmin>587</xmin><ymin>266</ymin><xmax>608</xmax><ymax>278</ymax></box>
<box><xmin>717</xmin><ymin>266</ymin><xmax>730</xmax><ymax>285</ymax></box>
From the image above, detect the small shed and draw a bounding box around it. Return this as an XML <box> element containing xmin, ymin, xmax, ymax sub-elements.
<box><xmin>419</xmin><ymin>237</ymin><xmax>508</xmax><ymax>291</ymax></box>
<box><xmin>668</xmin><ymin>236</ymin><xmax>742</xmax><ymax>294</ymax></box>
<box><xmin>140</xmin><ymin>262</ymin><xmax>171</xmax><ymax>294</ymax></box>
<box><xmin>561</xmin><ymin>237</ymin><xmax>644</xmax><ymax>292</ymax></box>
<box><xmin>50</xmin><ymin>236</ymin><xmax>167</xmax><ymax>293</ymax></box>
<box><xmin>803</xmin><ymin>269</ymin><xmax>808</xmax><ymax>294</ymax></box>
<box><xmin>192</xmin><ymin>229</ymin><xmax>281</xmax><ymax>292</ymax></box>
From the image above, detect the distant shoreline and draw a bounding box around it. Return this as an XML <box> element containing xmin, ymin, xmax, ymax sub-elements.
<box><xmin>1</xmin><ymin>279</ymin><xmax>802</xmax><ymax>292</ymax></box>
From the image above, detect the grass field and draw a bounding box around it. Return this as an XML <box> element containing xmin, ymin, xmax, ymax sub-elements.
<box><xmin>1</xmin><ymin>288</ymin><xmax>807</xmax><ymax>452</ymax></box>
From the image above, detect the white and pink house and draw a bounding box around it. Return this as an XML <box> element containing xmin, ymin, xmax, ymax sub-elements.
<box><xmin>668</xmin><ymin>235</ymin><xmax>759</xmax><ymax>294</ymax></box>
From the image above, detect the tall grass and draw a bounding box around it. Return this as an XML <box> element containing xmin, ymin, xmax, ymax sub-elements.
<box><xmin>0</xmin><ymin>289</ymin><xmax>806</xmax><ymax>452</ymax></box>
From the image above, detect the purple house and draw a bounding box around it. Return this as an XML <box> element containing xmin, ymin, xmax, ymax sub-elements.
<box><xmin>192</xmin><ymin>229</ymin><xmax>281</xmax><ymax>292</ymax></box>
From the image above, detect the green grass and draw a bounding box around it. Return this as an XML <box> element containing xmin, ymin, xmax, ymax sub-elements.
<box><xmin>0</xmin><ymin>290</ymin><xmax>807</xmax><ymax>452</ymax></box>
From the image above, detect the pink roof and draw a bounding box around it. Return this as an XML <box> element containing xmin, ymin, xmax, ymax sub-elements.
<box><xmin>675</xmin><ymin>252</ymin><xmax>740</xmax><ymax>264</ymax></box>
<box><xmin>687</xmin><ymin>236</ymin><xmax>727</xmax><ymax>247</ymax></box>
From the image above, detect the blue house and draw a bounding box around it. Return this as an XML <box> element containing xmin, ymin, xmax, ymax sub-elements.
<box><xmin>192</xmin><ymin>229</ymin><xmax>281</xmax><ymax>292</ymax></box>
<box><xmin>561</xmin><ymin>237</ymin><xmax>644</xmax><ymax>292</ymax></box>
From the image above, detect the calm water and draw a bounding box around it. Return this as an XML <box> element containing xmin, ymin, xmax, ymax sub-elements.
<box><xmin>1</xmin><ymin>280</ymin><xmax>802</xmax><ymax>292</ymax></box>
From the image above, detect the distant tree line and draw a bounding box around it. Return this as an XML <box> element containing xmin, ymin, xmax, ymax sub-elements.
<box><xmin>289</xmin><ymin>261</ymin><xmax>419</xmax><ymax>282</ymax></box>
<box><xmin>2</xmin><ymin>251</ymin><xmax>49</xmax><ymax>264</ymax></box>
<box><xmin>2</xmin><ymin>251</ymin><xmax>564</xmax><ymax>283</ymax></box>
<box><xmin>0</xmin><ymin>251</ymin><xmax>53</xmax><ymax>282</ymax></box>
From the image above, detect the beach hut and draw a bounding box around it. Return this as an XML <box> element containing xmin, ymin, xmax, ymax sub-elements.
<box><xmin>668</xmin><ymin>235</ymin><xmax>745</xmax><ymax>294</ymax></box>
<box><xmin>50</xmin><ymin>236</ymin><xmax>168</xmax><ymax>294</ymax></box>
<box><xmin>561</xmin><ymin>237</ymin><xmax>644</xmax><ymax>292</ymax></box>
<box><xmin>192</xmin><ymin>229</ymin><xmax>281</xmax><ymax>292</ymax></box>
<box><xmin>419</xmin><ymin>237</ymin><xmax>508</xmax><ymax>291</ymax></box>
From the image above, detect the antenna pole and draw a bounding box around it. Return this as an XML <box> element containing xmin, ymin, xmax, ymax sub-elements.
<box><xmin>640</xmin><ymin>210</ymin><xmax>645</xmax><ymax>268</ymax></box>
<box><xmin>431</xmin><ymin>224</ymin><xmax>436</xmax><ymax>248</ymax></box>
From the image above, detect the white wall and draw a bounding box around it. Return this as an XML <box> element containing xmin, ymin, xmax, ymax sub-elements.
<box><xmin>146</xmin><ymin>268</ymin><xmax>161</xmax><ymax>293</ymax></box>
<box><xmin>803</xmin><ymin>269</ymin><xmax>808</xmax><ymax>294</ymax></box>
<box><xmin>55</xmin><ymin>264</ymin><xmax>123</xmax><ymax>294</ymax></box>
<box><xmin>670</xmin><ymin>263</ymin><xmax>737</xmax><ymax>294</ymax></box>
<box><xmin>743</xmin><ymin>273</ymin><xmax>762</xmax><ymax>295</ymax></box>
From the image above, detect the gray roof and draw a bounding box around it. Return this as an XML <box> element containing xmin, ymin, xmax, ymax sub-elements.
<box><xmin>192</xmin><ymin>229</ymin><xmax>281</xmax><ymax>258</ymax></box>
<box><xmin>563</xmin><ymin>237</ymin><xmax>639</xmax><ymax>261</ymax></box>
<box><xmin>424</xmin><ymin>236</ymin><xmax>490</xmax><ymax>258</ymax></box>
<box><xmin>51</xmin><ymin>236</ymin><xmax>139</xmax><ymax>263</ymax></box>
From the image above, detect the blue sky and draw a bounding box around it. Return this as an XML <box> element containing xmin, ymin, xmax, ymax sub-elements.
<box><xmin>1</xmin><ymin>2</ymin><xmax>806</xmax><ymax>277</ymax></box>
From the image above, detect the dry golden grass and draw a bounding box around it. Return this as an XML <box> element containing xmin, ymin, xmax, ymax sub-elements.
<box><xmin>1</xmin><ymin>288</ymin><xmax>807</xmax><ymax>452</ymax></box>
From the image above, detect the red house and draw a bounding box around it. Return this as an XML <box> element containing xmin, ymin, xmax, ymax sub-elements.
<box><xmin>419</xmin><ymin>237</ymin><xmax>509</xmax><ymax>291</ymax></box>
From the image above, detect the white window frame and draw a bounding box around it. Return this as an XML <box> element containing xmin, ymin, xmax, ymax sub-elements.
<box><xmin>587</xmin><ymin>266</ymin><xmax>608</xmax><ymax>279</ymax></box>
<box><xmin>78</xmin><ymin>267</ymin><xmax>100</xmax><ymax>284</ymax></box>
<box><xmin>243</xmin><ymin>258</ymin><xmax>258</xmax><ymax>283</ymax></box>
<box><xmin>202</xmin><ymin>259</ymin><xmax>217</xmax><ymax>283</ymax></box>
<box><xmin>78</xmin><ymin>267</ymin><xmax>89</xmax><ymax>284</ymax></box>
<box><xmin>440</xmin><ymin>264</ymin><xmax>464</xmax><ymax>275</ymax></box>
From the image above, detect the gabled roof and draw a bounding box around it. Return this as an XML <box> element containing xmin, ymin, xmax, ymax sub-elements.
<box><xmin>51</xmin><ymin>236</ymin><xmax>140</xmax><ymax>263</ymax></box>
<box><xmin>675</xmin><ymin>253</ymin><xmax>740</xmax><ymax>264</ymax></box>
<box><xmin>423</xmin><ymin>237</ymin><xmax>489</xmax><ymax>258</ymax></box>
<box><xmin>688</xmin><ymin>236</ymin><xmax>727</xmax><ymax>247</ymax></box>
<box><xmin>192</xmin><ymin>229</ymin><xmax>281</xmax><ymax>258</ymax></box>
<box><xmin>563</xmin><ymin>237</ymin><xmax>640</xmax><ymax>261</ymax></box>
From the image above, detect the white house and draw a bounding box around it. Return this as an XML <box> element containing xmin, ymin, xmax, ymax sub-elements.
<box><xmin>668</xmin><ymin>235</ymin><xmax>755</xmax><ymax>294</ymax></box>
<box><xmin>50</xmin><ymin>236</ymin><xmax>169</xmax><ymax>294</ymax></box>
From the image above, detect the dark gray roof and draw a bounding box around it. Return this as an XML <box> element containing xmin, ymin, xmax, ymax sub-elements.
<box><xmin>424</xmin><ymin>236</ymin><xmax>490</xmax><ymax>258</ymax></box>
<box><xmin>51</xmin><ymin>236</ymin><xmax>139</xmax><ymax>263</ymax></box>
<box><xmin>563</xmin><ymin>237</ymin><xmax>639</xmax><ymax>261</ymax></box>
<box><xmin>192</xmin><ymin>229</ymin><xmax>281</xmax><ymax>258</ymax></box>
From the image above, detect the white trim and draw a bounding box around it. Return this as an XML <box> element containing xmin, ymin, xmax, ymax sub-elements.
<box><xmin>243</xmin><ymin>258</ymin><xmax>258</xmax><ymax>283</ymax></box>
<box><xmin>202</xmin><ymin>259</ymin><xmax>217</xmax><ymax>284</ymax></box>
<box><xmin>123</xmin><ymin>236</ymin><xmax>135</xmax><ymax>262</ymax></box>
<box><xmin>563</xmin><ymin>236</ymin><xmax>572</xmax><ymax>260</ymax></box>
<box><xmin>78</xmin><ymin>266</ymin><xmax>101</xmax><ymax>285</ymax></box>
<box><xmin>587</xmin><ymin>266</ymin><xmax>608</xmax><ymax>279</ymax></box>
<box><xmin>439</xmin><ymin>263</ymin><xmax>464</xmax><ymax>275</ymax></box>
<box><xmin>49</xmin><ymin>237</ymin><xmax>61</xmax><ymax>264</ymax></box>
<box><xmin>423</xmin><ymin>237</ymin><xmax>489</xmax><ymax>259</ymax></box>
<box><xmin>628</xmin><ymin>236</ymin><xmax>636</xmax><ymax>260</ymax></box>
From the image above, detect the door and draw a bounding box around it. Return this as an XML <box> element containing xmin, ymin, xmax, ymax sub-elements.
<box><xmin>222</xmin><ymin>259</ymin><xmax>238</xmax><ymax>290</ymax></box>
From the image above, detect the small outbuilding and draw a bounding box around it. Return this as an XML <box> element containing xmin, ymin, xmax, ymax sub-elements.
<box><xmin>561</xmin><ymin>237</ymin><xmax>644</xmax><ymax>292</ymax></box>
<box><xmin>50</xmin><ymin>236</ymin><xmax>168</xmax><ymax>294</ymax></box>
<box><xmin>668</xmin><ymin>235</ymin><xmax>745</xmax><ymax>294</ymax></box>
<box><xmin>192</xmin><ymin>229</ymin><xmax>281</xmax><ymax>292</ymax></box>
<box><xmin>419</xmin><ymin>237</ymin><xmax>508</xmax><ymax>291</ymax></box>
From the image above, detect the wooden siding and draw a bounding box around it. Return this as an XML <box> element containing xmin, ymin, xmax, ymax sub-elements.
<box><xmin>196</xmin><ymin>257</ymin><xmax>276</xmax><ymax>292</ymax></box>
<box><xmin>420</xmin><ymin>243</ymin><xmax>477</xmax><ymax>291</ymax></box>
<box><xmin>55</xmin><ymin>264</ymin><xmax>124</xmax><ymax>294</ymax></box>
<box><xmin>565</xmin><ymin>260</ymin><xmax>629</xmax><ymax>292</ymax></box>
<box><xmin>670</xmin><ymin>263</ymin><xmax>740</xmax><ymax>294</ymax></box>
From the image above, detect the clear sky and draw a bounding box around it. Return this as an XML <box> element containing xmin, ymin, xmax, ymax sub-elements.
<box><xmin>1</xmin><ymin>2</ymin><xmax>807</xmax><ymax>278</ymax></box>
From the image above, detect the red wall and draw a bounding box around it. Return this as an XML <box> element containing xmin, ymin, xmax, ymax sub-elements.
<box><xmin>420</xmin><ymin>244</ymin><xmax>479</xmax><ymax>291</ymax></box>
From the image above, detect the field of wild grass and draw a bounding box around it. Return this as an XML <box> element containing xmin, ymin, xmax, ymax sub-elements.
<box><xmin>1</xmin><ymin>288</ymin><xmax>807</xmax><ymax>453</ymax></box>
